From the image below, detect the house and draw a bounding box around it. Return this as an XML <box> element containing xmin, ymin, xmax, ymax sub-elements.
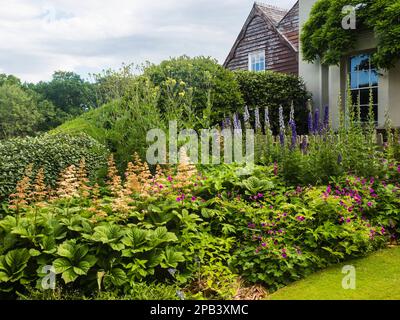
<box><xmin>224</xmin><ymin>1</ymin><xmax>299</xmax><ymax>75</ymax></box>
<box><xmin>225</xmin><ymin>0</ymin><xmax>400</xmax><ymax>129</ymax></box>
<box><xmin>299</xmin><ymin>0</ymin><xmax>400</xmax><ymax>129</ymax></box>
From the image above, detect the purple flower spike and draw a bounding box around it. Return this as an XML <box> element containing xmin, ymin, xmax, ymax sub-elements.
<box><xmin>314</xmin><ymin>108</ymin><xmax>320</xmax><ymax>134</ymax></box>
<box><xmin>323</xmin><ymin>105</ymin><xmax>330</xmax><ymax>129</ymax></box>
<box><xmin>308</xmin><ymin>110</ymin><xmax>313</xmax><ymax>134</ymax></box>
<box><xmin>289</xmin><ymin>119</ymin><xmax>297</xmax><ymax>150</ymax></box>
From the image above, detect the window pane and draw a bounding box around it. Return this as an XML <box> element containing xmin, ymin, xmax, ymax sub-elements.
<box><xmin>370</xmin><ymin>70</ymin><xmax>379</xmax><ymax>87</ymax></box>
<box><xmin>359</xmin><ymin>89</ymin><xmax>370</xmax><ymax>105</ymax></box>
<box><xmin>372</xmin><ymin>88</ymin><xmax>378</xmax><ymax>105</ymax></box>
<box><xmin>351</xmin><ymin>90</ymin><xmax>360</xmax><ymax>105</ymax></box>
<box><xmin>350</xmin><ymin>56</ymin><xmax>361</xmax><ymax>72</ymax></box>
<box><xmin>358</xmin><ymin>54</ymin><xmax>370</xmax><ymax>71</ymax></box>
<box><xmin>350</xmin><ymin>72</ymin><xmax>358</xmax><ymax>89</ymax></box>
<box><xmin>359</xmin><ymin>71</ymin><xmax>369</xmax><ymax>88</ymax></box>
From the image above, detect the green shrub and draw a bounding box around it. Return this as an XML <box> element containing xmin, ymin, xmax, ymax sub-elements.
<box><xmin>234</xmin><ymin>71</ymin><xmax>311</xmax><ymax>134</ymax></box>
<box><xmin>0</xmin><ymin>133</ymin><xmax>109</xmax><ymax>200</ymax></box>
<box><xmin>144</xmin><ymin>56</ymin><xmax>244</xmax><ymax>127</ymax></box>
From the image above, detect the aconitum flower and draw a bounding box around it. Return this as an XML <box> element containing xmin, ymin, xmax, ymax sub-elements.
<box><xmin>323</xmin><ymin>105</ymin><xmax>330</xmax><ymax>129</ymax></box>
<box><xmin>308</xmin><ymin>110</ymin><xmax>313</xmax><ymax>134</ymax></box>
<box><xmin>289</xmin><ymin>118</ymin><xmax>297</xmax><ymax>150</ymax></box>
<box><xmin>233</xmin><ymin>113</ymin><xmax>241</xmax><ymax>130</ymax></box>
<box><xmin>279</xmin><ymin>106</ymin><xmax>285</xmax><ymax>146</ymax></box>
<box><xmin>314</xmin><ymin>108</ymin><xmax>320</xmax><ymax>134</ymax></box>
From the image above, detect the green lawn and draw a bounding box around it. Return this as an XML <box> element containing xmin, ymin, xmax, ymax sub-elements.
<box><xmin>270</xmin><ymin>246</ymin><xmax>400</xmax><ymax>300</ymax></box>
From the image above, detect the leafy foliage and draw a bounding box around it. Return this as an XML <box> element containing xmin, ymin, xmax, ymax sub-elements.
<box><xmin>144</xmin><ymin>56</ymin><xmax>244</xmax><ymax>127</ymax></box>
<box><xmin>51</xmin><ymin>77</ymin><xmax>163</xmax><ymax>169</ymax></box>
<box><xmin>234</xmin><ymin>71</ymin><xmax>310</xmax><ymax>134</ymax></box>
<box><xmin>301</xmin><ymin>0</ymin><xmax>400</xmax><ymax>69</ymax></box>
<box><xmin>0</xmin><ymin>133</ymin><xmax>109</xmax><ymax>200</ymax></box>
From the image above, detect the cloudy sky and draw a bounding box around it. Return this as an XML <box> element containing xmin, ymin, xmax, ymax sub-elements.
<box><xmin>0</xmin><ymin>0</ymin><xmax>297</xmax><ymax>83</ymax></box>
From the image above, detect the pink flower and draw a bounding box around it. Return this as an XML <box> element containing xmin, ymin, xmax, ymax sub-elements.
<box><xmin>367</xmin><ymin>202</ymin><xmax>372</xmax><ymax>207</ymax></box>
<box><xmin>191</xmin><ymin>196</ymin><xmax>197</xmax><ymax>201</ymax></box>
<box><xmin>167</xmin><ymin>176</ymin><xmax>173</xmax><ymax>182</ymax></box>
<box><xmin>176</xmin><ymin>197</ymin><xmax>182</xmax><ymax>202</ymax></box>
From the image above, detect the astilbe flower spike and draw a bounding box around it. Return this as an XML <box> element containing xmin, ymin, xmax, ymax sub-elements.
<box><xmin>107</xmin><ymin>154</ymin><xmax>122</xmax><ymax>197</ymax></box>
<box><xmin>77</xmin><ymin>158</ymin><xmax>91</xmax><ymax>198</ymax></box>
<box><xmin>9</xmin><ymin>164</ymin><xmax>33</xmax><ymax>212</ymax></box>
<box><xmin>56</xmin><ymin>165</ymin><xmax>80</xmax><ymax>199</ymax></box>
<box><xmin>31</xmin><ymin>167</ymin><xmax>47</xmax><ymax>203</ymax></box>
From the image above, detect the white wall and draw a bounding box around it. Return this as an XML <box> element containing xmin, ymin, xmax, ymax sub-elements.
<box><xmin>299</xmin><ymin>0</ymin><xmax>326</xmax><ymax>111</ymax></box>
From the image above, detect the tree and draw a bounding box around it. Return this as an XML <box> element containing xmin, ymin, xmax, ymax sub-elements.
<box><xmin>32</xmin><ymin>71</ymin><xmax>96</xmax><ymax>116</ymax></box>
<box><xmin>0</xmin><ymin>84</ymin><xmax>41</xmax><ymax>139</ymax></box>
<box><xmin>144</xmin><ymin>56</ymin><xmax>244</xmax><ymax>128</ymax></box>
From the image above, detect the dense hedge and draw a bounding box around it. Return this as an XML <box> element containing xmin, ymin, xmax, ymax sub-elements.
<box><xmin>0</xmin><ymin>133</ymin><xmax>109</xmax><ymax>200</ymax></box>
<box><xmin>234</xmin><ymin>71</ymin><xmax>311</xmax><ymax>134</ymax></box>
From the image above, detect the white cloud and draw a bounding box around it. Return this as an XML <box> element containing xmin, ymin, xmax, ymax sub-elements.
<box><xmin>0</xmin><ymin>0</ymin><xmax>297</xmax><ymax>82</ymax></box>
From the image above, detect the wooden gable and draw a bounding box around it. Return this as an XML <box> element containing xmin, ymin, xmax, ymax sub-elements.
<box><xmin>224</xmin><ymin>1</ymin><xmax>299</xmax><ymax>75</ymax></box>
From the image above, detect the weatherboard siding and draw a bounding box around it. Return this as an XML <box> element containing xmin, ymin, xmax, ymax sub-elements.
<box><xmin>225</xmin><ymin>16</ymin><xmax>298</xmax><ymax>74</ymax></box>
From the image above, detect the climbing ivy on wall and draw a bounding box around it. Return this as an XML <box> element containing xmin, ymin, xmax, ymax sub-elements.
<box><xmin>301</xmin><ymin>0</ymin><xmax>400</xmax><ymax>70</ymax></box>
